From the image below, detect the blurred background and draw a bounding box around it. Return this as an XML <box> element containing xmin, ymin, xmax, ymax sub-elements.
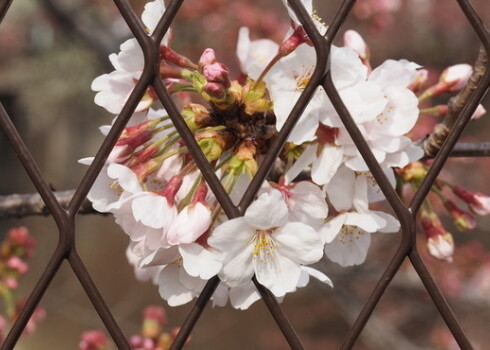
<box><xmin>0</xmin><ymin>0</ymin><xmax>490</xmax><ymax>349</ymax></box>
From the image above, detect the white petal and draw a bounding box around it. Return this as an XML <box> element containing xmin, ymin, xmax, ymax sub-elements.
<box><xmin>208</xmin><ymin>218</ymin><xmax>254</xmax><ymax>253</ymax></box>
<box><xmin>244</xmin><ymin>190</ymin><xmax>289</xmax><ymax>229</ymax></box>
<box><xmin>324</xmin><ymin>230</ymin><xmax>371</xmax><ymax>267</ymax></box>
<box><xmin>301</xmin><ymin>266</ymin><xmax>333</xmax><ymax>287</ymax></box>
<box><xmin>311</xmin><ymin>144</ymin><xmax>344</xmax><ymax>185</ymax></box>
<box><xmin>326</xmin><ymin>165</ymin><xmax>356</xmax><ymax>211</ymax></box>
<box><xmin>140</xmin><ymin>246</ymin><xmax>179</xmax><ymax>267</ymax></box>
<box><xmin>273</xmin><ymin>222</ymin><xmax>323</xmax><ymax>264</ymax></box>
<box><xmin>211</xmin><ymin>282</ymin><xmax>229</xmax><ymax>308</ymax></box>
<box><xmin>158</xmin><ymin>265</ymin><xmax>195</xmax><ymax>306</ymax></box>
<box><xmin>132</xmin><ymin>194</ymin><xmax>175</xmax><ymax>229</ymax></box>
<box><xmin>288</xmin><ymin>181</ymin><xmax>329</xmax><ymax>225</ymax></box>
<box><xmin>344</xmin><ymin>212</ymin><xmax>380</xmax><ymax>233</ymax></box>
<box><xmin>371</xmin><ymin>211</ymin><xmax>400</xmax><ymax>233</ymax></box>
<box><xmin>179</xmin><ymin>243</ymin><xmax>223</xmax><ymax>280</ymax></box>
<box><xmin>107</xmin><ymin>163</ymin><xmax>142</xmax><ymax>193</ymax></box>
<box><xmin>219</xmin><ymin>243</ymin><xmax>255</xmax><ymax>288</ymax></box>
<box><xmin>229</xmin><ymin>282</ymin><xmax>261</xmax><ymax>310</ymax></box>
<box><xmin>319</xmin><ymin>214</ymin><xmax>348</xmax><ymax>244</ymax></box>
<box><xmin>167</xmin><ymin>203</ymin><xmax>212</xmax><ymax>245</ymax></box>
<box><xmin>268</xmin><ymin>256</ymin><xmax>301</xmax><ymax>297</ymax></box>
<box><xmin>284</xmin><ymin>143</ymin><xmax>317</xmax><ymax>184</ymax></box>
<box><xmin>253</xmin><ymin>235</ymin><xmax>281</xmax><ymax>290</ymax></box>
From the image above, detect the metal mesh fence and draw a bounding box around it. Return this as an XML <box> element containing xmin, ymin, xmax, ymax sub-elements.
<box><xmin>0</xmin><ymin>0</ymin><xmax>489</xmax><ymax>349</ymax></box>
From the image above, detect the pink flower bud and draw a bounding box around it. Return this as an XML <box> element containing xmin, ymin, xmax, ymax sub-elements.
<box><xmin>132</xmin><ymin>158</ymin><xmax>162</xmax><ymax>182</ymax></box>
<box><xmin>408</xmin><ymin>69</ymin><xmax>428</xmax><ymax>91</ymax></box>
<box><xmin>203</xmin><ymin>62</ymin><xmax>230</xmax><ymax>86</ymax></box>
<box><xmin>130</xmin><ymin>335</ymin><xmax>144</xmax><ymax>348</ymax></box>
<box><xmin>439</xmin><ymin>64</ymin><xmax>472</xmax><ymax>92</ymax></box>
<box><xmin>117</xmin><ymin>119</ymin><xmax>160</xmax><ymax>150</ymax></box>
<box><xmin>143</xmin><ymin>305</ymin><xmax>167</xmax><ymax>326</ymax></box>
<box><xmin>198</xmin><ymin>48</ymin><xmax>217</xmax><ymax>69</ymax></box>
<box><xmin>5</xmin><ymin>277</ymin><xmax>18</xmax><ymax>290</ymax></box>
<box><xmin>203</xmin><ymin>82</ymin><xmax>226</xmax><ymax>100</ymax></box>
<box><xmin>427</xmin><ymin>233</ymin><xmax>454</xmax><ymax>263</ymax></box>
<box><xmin>79</xmin><ymin>330</ymin><xmax>108</xmax><ymax>350</ymax></box>
<box><xmin>470</xmin><ymin>104</ymin><xmax>486</xmax><ymax>120</ymax></box>
<box><xmin>170</xmin><ymin>327</ymin><xmax>191</xmax><ymax>344</ymax></box>
<box><xmin>160</xmin><ymin>175</ymin><xmax>184</xmax><ymax>205</ymax></box>
<box><xmin>443</xmin><ymin>200</ymin><xmax>476</xmax><ymax>231</ymax></box>
<box><xmin>7</xmin><ymin>256</ymin><xmax>29</xmax><ymax>274</ymax></box>
<box><xmin>126</xmin><ymin>143</ymin><xmax>160</xmax><ymax>168</ymax></box>
<box><xmin>8</xmin><ymin>227</ymin><xmax>35</xmax><ymax>253</ymax></box>
<box><xmin>316</xmin><ymin>124</ymin><xmax>338</xmax><ymax>145</ymax></box>
<box><xmin>343</xmin><ymin>30</ymin><xmax>369</xmax><ymax>60</ymax></box>
<box><xmin>107</xmin><ymin>145</ymin><xmax>133</xmax><ymax>164</ymax></box>
<box><xmin>452</xmin><ymin>185</ymin><xmax>490</xmax><ymax>216</ymax></box>
<box><xmin>421</xmin><ymin>210</ymin><xmax>454</xmax><ymax>262</ymax></box>
<box><xmin>24</xmin><ymin>306</ymin><xmax>46</xmax><ymax>335</ymax></box>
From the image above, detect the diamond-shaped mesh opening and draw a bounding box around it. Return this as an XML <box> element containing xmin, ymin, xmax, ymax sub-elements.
<box><xmin>0</xmin><ymin>0</ymin><xmax>489</xmax><ymax>349</ymax></box>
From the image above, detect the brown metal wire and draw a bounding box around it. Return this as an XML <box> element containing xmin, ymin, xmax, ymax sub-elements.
<box><xmin>0</xmin><ymin>0</ymin><xmax>489</xmax><ymax>349</ymax></box>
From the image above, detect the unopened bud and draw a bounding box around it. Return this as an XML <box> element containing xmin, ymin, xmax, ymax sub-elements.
<box><xmin>107</xmin><ymin>145</ymin><xmax>133</xmax><ymax>164</ymax></box>
<box><xmin>142</xmin><ymin>306</ymin><xmax>166</xmax><ymax>339</ymax></box>
<box><xmin>117</xmin><ymin>119</ymin><xmax>161</xmax><ymax>150</ymax></box>
<box><xmin>452</xmin><ymin>185</ymin><xmax>490</xmax><ymax>216</ymax></box>
<box><xmin>316</xmin><ymin>124</ymin><xmax>338</xmax><ymax>145</ymax></box>
<box><xmin>170</xmin><ymin>327</ymin><xmax>191</xmax><ymax>344</ymax></box>
<box><xmin>408</xmin><ymin>69</ymin><xmax>428</xmax><ymax>91</ymax></box>
<box><xmin>421</xmin><ymin>210</ymin><xmax>454</xmax><ymax>262</ymax></box>
<box><xmin>79</xmin><ymin>330</ymin><xmax>108</xmax><ymax>350</ymax></box>
<box><xmin>470</xmin><ymin>104</ymin><xmax>486</xmax><ymax>120</ymax></box>
<box><xmin>427</xmin><ymin>233</ymin><xmax>454</xmax><ymax>263</ymax></box>
<box><xmin>343</xmin><ymin>30</ymin><xmax>369</xmax><ymax>60</ymax></box>
<box><xmin>132</xmin><ymin>158</ymin><xmax>162</xmax><ymax>182</ymax></box>
<box><xmin>203</xmin><ymin>82</ymin><xmax>226</xmax><ymax>100</ymax></box>
<box><xmin>158</xmin><ymin>333</ymin><xmax>172</xmax><ymax>350</ymax></box>
<box><xmin>5</xmin><ymin>277</ymin><xmax>18</xmax><ymax>290</ymax></box>
<box><xmin>203</xmin><ymin>63</ymin><xmax>231</xmax><ymax>87</ymax></box>
<box><xmin>444</xmin><ymin>200</ymin><xmax>476</xmax><ymax>231</ymax></box>
<box><xmin>7</xmin><ymin>256</ymin><xmax>28</xmax><ymax>274</ymax></box>
<box><xmin>198</xmin><ymin>48</ymin><xmax>217</xmax><ymax>70</ymax></box>
<box><xmin>191</xmin><ymin>181</ymin><xmax>209</xmax><ymax>204</ymax></box>
<box><xmin>440</xmin><ymin>64</ymin><xmax>472</xmax><ymax>92</ymax></box>
<box><xmin>126</xmin><ymin>141</ymin><xmax>161</xmax><ymax>168</ymax></box>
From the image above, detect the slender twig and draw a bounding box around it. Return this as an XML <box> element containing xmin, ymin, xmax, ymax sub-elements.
<box><xmin>2</xmin><ymin>140</ymin><xmax>490</xmax><ymax>219</ymax></box>
<box><xmin>422</xmin><ymin>47</ymin><xmax>488</xmax><ymax>157</ymax></box>
<box><xmin>0</xmin><ymin>190</ymin><xmax>98</xmax><ymax>219</ymax></box>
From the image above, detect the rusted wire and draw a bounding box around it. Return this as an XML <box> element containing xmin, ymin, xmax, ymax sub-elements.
<box><xmin>0</xmin><ymin>0</ymin><xmax>489</xmax><ymax>349</ymax></box>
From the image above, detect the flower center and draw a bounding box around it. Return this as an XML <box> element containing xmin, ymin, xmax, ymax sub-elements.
<box><xmin>252</xmin><ymin>230</ymin><xmax>277</xmax><ymax>263</ymax></box>
<box><xmin>338</xmin><ymin>225</ymin><xmax>365</xmax><ymax>244</ymax></box>
<box><xmin>295</xmin><ymin>66</ymin><xmax>314</xmax><ymax>92</ymax></box>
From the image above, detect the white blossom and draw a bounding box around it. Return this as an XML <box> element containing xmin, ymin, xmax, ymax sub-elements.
<box><xmin>208</xmin><ymin>189</ymin><xmax>324</xmax><ymax>297</ymax></box>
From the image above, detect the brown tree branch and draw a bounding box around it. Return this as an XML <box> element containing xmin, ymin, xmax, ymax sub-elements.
<box><xmin>0</xmin><ymin>190</ymin><xmax>100</xmax><ymax>219</ymax></box>
<box><xmin>2</xmin><ymin>141</ymin><xmax>490</xmax><ymax>219</ymax></box>
<box><xmin>422</xmin><ymin>46</ymin><xmax>488</xmax><ymax>157</ymax></box>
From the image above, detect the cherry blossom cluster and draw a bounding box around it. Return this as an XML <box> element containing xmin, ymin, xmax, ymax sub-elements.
<box><xmin>79</xmin><ymin>305</ymin><xmax>187</xmax><ymax>350</ymax></box>
<box><xmin>84</xmin><ymin>0</ymin><xmax>488</xmax><ymax>309</ymax></box>
<box><xmin>0</xmin><ymin>227</ymin><xmax>46</xmax><ymax>343</ymax></box>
